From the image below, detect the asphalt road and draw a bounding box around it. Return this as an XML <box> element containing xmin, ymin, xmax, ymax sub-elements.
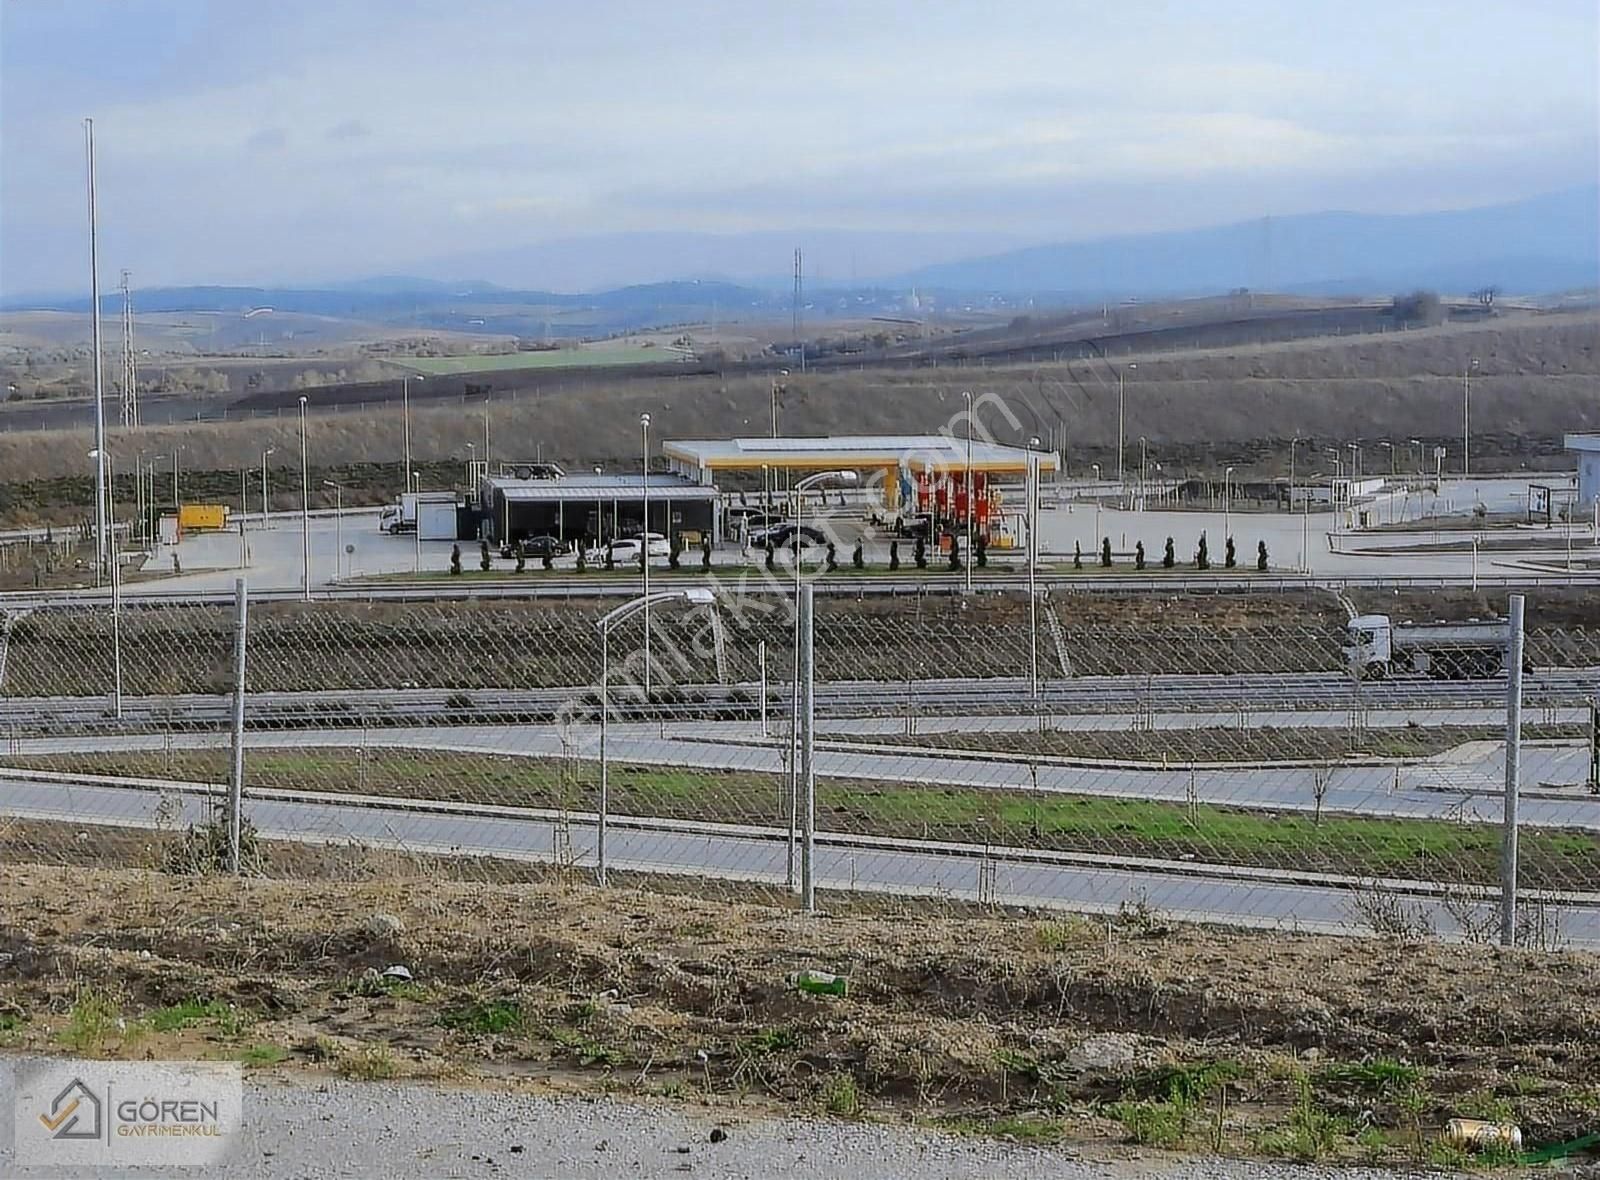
<box><xmin>0</xmin><ymin>1063</ymin><xmax>1468</xmax><ymax>1180</ymax></box>
<box><xmin>6</xmin><ymin>719</ymin><xmax>1597</xmax><ymax>825</ymax></box>
<box><xmin>5</xmin><ymin>670</ymin><xmax>1599</xmax><ymax>728</ymax></box>
<box><xmin>4</xmin><ymin>768</ymin><xmax>1597</xmax><ymax>945</ymax></box>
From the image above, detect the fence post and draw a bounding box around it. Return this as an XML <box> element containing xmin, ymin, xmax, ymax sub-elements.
<box><xmin>1589</xmin><ymin>698</ymin><xmax>1599</xmax><ymax>796</ymax></box>
<box><xmin>1500</xmin><ymin>593</ymin><xmax>1525</xmax><ymax>946</ymax></box>
<box><xmin>228</xmin><ymin>577</ymin><xmax>249</xmax><ymax>874</ymax></box>
<box><xmin>800</xmin><ymin>584</ymin><xmax>816</xmax><ymax>912</ymax></box>
<box><xmin>758</xmin><ymin>640</ymin><xmax>768</xmax><ymax>739</ymax></box>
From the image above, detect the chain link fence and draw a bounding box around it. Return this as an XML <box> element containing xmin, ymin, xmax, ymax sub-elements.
<box><xmin>2</xmin><ymin>584</ymin><xmax>1597</xmax><ymax>947</ymax></box>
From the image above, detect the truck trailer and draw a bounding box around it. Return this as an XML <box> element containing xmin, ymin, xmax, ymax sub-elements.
<box><xmin>379</xmin><ymin>492</ymin><xmax>460</xmax><ymax>540</ymax></box>
<box><xmin>1344</xmin><ymin>613</ymin><xmax>1512</xmax><ymax>680</ymax></box>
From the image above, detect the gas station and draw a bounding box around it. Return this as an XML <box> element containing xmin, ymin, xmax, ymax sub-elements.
<box><xmin>662</xmin><ymin>434</ymin><xmax>1059</xmax><ymax>547</ymax></box>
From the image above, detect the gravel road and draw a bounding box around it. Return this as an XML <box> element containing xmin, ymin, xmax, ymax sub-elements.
<box><xmin>0</xmin><ymin>1061</ymin><xmax>1466</xmax><ymax>1180</ymax></box>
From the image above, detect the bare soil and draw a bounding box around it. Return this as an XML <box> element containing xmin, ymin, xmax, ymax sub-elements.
<box><xmin>1</xmin><ymin>850</ymin><xmax>1599</xmax><ymax>1165</ymax></box>
<box><xmin>0</xmin><ymin>844</ymin><xmax>1593</xmax><ymax>1164</ymax></box>
<box><xmin>0</xmin><ymin>311</ymin><xmax>1594</xmax><ymax>492</ymax></box>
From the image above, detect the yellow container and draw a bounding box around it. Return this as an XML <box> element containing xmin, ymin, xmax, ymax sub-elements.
<box><xmin>178</xmin><ymin>504</ymin><xmax>228</xmax><ymax>531</ymax></box>
<box><xmin>1443</xmin><ymin>1119</ymin><xmax>1522</xmax><ymax>1152</ymax></box>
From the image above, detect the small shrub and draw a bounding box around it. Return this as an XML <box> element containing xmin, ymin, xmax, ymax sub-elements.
<box><xmin>914</xmin><ymin>536</ymin><xmax>926</xmax><ymax>569</ymax></box>
<box><xmin>1195</xmin><ymin>533</ymin><xmax>1210</xmax><ymax>570</ymax></box>
<box><xmin>888</xmin><ymin>540</ymin><xmax>899</xmax><ymax>570</ymax></box>
<box><xmin>1073</xmin><ymin>541</ymin><xmax>1082</xmax><ymax>570</ymax></box>
<box><xmin>62</xmin><ymin>986</ymin><xmax>121</xmax><ymax>1054</ymax></box>
<box><xmin>1162</xmin><ymin>536</ymin><xmax>1175</xmax><ymax>568</ymax></box>
<box><xmin>338</xmin><ymin>1042</ymin><xmax>399</xmax><ymax>1081</ymax></box>
<box><xmin>821</xmin><ymin>1073</ymin><xmax>862</xmax><ymax>1117</ymax></box>
<box><xmin>514</xmin><ymin>550</ymin><xmax>526</xmax><ymax>573</ymax></box>
<box><xmin>701</xmin><ymin>538</ymin><xmax>712</xmax><ymax>571</ymax></box>
<box><xmin>825</xmin><ymin>542</ymin><xmax>837</xmax><ymax>572</ymax></box>
<box><xmin>1100</xmin><ymin>537</ymin><xmax>1112</xmax><ymax>568</ymax></box>
<box><xmin>1225</xmin><ymin>536</ymin><xmax>1237</xmax><ymax>569</ymax></box>
<box><xmin>541</xmin><ymin>552</ymin><xmax>552</xmax><ymax>571</ymax></box>
<box><xmin>1109</xmin><ymin>1099</ymin><xmax>1188</xmax><ymax>1147</ymax></box>
<box><xmin>1135</xmin><ymin>541</ymin><xmax>1145</xmax><ymax>569</ymax></box>
<box><xmin>449</xmin><ymin>544</ymin><xmax>462</xmax><ymax>575</ymax></box>
<box><xmin>1257</xmin><ymin>540</ymin><xmax>1268</xmax><ymax>571</ymax></box>
<box><xmin>478</xmin><ymin>540</ymin><xmax>491</xmax><ymax>572</ymax></box>
<box><xmin>947</xmin><ymin>535</ymin><xmax>961</xmax><ymax>571</ymax></box>
<box><xmin>852</xmin><ymin>539</ymin><xmax>864</xmax><ymax>569</ymax></box>
<box><xmin>440</xmin><ymin>1000</ymin><xmax>525</xmax><ymax>1035</ymax></box>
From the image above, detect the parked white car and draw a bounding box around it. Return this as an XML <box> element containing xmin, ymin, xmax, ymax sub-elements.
<box><xmin>586</xmin><ymin>538</ymin><xmax>643</xmax><ymax>565</ymax></box>
<box><xmin>628</xmin><ymin>532</ymin><xmax>672</xmax><ymax>557</ymax></box>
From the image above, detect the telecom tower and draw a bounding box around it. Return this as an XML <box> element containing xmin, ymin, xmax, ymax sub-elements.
<box><xmin>118</xmin><ymin>269</ymin><xmax>138</xmax><ymax>427</ymax></box>
<box><xmin>792</xmin><ymin>247</ymin><xmax>804</xmax><ymax>372</ymax></box>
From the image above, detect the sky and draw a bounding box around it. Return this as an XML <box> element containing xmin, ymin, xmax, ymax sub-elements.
<box><xmin>1</xmin><ymin>0</ymin><xmax>1596</xmax><ymax>295</ymax></box>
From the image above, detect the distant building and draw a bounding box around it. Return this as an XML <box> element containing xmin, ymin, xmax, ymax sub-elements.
<box><xmin>1567</xmin><ymin>434</ymin><xmax>1600</xmax><ymax>510</ymax></box>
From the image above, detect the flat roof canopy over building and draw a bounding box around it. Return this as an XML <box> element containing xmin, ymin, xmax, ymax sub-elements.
<box><xmin>479</xmin><ymin>473</ymin><xmax>720</xmax><ymax>544</ymax></box>
<box><xmin>664</xmin><ymin>435</ymin><xmax>1061</xmax><ymax>479</ymax></box>
<box><xmin>1567</xmin><ymin>434</ymin><xmax>1600</xmax><ymax>507</ymax></box>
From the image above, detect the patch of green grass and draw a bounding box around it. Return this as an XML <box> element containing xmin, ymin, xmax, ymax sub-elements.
<box><xmin>1108</xmin><ymin>1098</ymin><xmax>1190</xmax><ymax>1147</ymax></box>
<box><xmin>1454</xmin><ymin>1089</ymin><xmax>1518</xmax><ymax>1125</ymax></box>
<box><xmin>439</xmin><ymin>999</ymin><xmax>526</xmax><ymax>1036</ymax></box>
<box><xmin>237</xmin><ymin>1043</ymin><xmax>289</xmax><ymax>1068</ymax></box>
<box><xmin>741</xmin><ymin>1026</ymin><xmax>802</xmax><ymax>1056</ymax></box>
<box><xmin>400</xmin><ymin>348</ymin><xmax>668</xmax><ymax>376</ymax></box>
<box><xmin>61</xmin><ymin>986</ymin><xmax>120</xmax><ymax>1054</ymax></box>
<box><xmin>986</xmin><ymin>1115</ymin><xmax>1064</xmax><ymax>1143</ymax></box>
<box><xmin>0</xmin><ymin>1011</ymin><xmax>26</xmax><ymax>1033</ymax></box>
<box><xmin>1319</xmin><ymin>1057</ymin><xmax>1422</xmax><ymax>1095</ymax></box>
<box><xmin>1257</xmin><ymin>1075</ymin><xmax>1344</xmax><ymax>1162</ymax></box>
<box><xmin>149</xmin><ymin>997</ymin><xmax>233</xmax><ymax>1032</ymax></box>
<box><xmin>1034</xmin><ymin>918</ymin><xmax>1092</xmax><ymax>951</ymax></box>
<box><xmin>821</xmin><ymin>1073</ymin><xmax>862</xmax><ymax>1117</ymax></box>
<box><xmin>338</xmin><ymin>1043</ymin><xmax>400</xmax><ymax>1081</ymax></box>
<box><xmin>1124</xmin><ymin>1060</ymin><xmax>1243</xmax><ymax>1104</ymax></box>
<box><xmin>552</xmin><ymin>1027</ymin><xmax>625</xmax><ymax>1068</ymax></box>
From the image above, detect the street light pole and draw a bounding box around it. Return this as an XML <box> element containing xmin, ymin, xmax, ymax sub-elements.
<box><xmin>260</xmin><ymin>448</ymin><xmax>275</xmax><ymax>530</ymax></box>
<box><xmin>1463</xmin><ymin>358</ymin><xmax>1478</xmax><ymax>476</ymax></box>
<box><xmin>786</xmin><ymin>468</ymin><xmax>858</xmax><ymax>890</ymax></box>
<box><xmin>1116</xmin><ymin>362</ymin><xmax>1137</xmax><ymax>494</ymax></box>
<box><xmin>412</xmin><ymin>470</ymin><xmax>421</xmax><ymax>573</ymax></box>
<box><xmin>323</xmin><ymin>480</ymin><xmax>344</xmax><ymax>580</ymax></box>
<box><xmin>1027</xmin><ymin>437</ymin><xmax>1041</xmax><ymax>700</ymax></box>
<box><xmin>85</xmin><ymin>120</ymin><xmax>109</xmax><ymax>585</ymax></box>
<box><xmin>1139</xmin><ymin>436</ymin><xmax>1148</xmax><ymax>510</ymax></box>
<box><xmin>89</xmin><ymin>448</ymin><xmax>122</xmax><ymax>717</ymax></box>
<box><xmin>593</xmin><ymin>464</ymin><xmax>603</xmax><ymax>546</ymax></box>
<box><xmin>401</xmin><ymin>375</ymin><xmax>420</xmax><ymax>494</ymax></box>
<box><xmin>962</xmin><ymin>390</ymin><xmax>973</xmax><ymax>594</ymax></box>
<box><xmin>640</xmin><ymin>412</ymin><xmax>652</xmax><ymax>698</ymax></box>
<box><xmin>596</xmin><ymin>588</ymin><xmax>716</xmax><ymax>885</ymax></box>
<box><xmin>298</xmin><ymin>396</ymin><xmax>310</xmax><ymax>600</ymax></box>
<box><xmin>1224</xmin><ymin>465</ymin><xmax>1235</xmax><ymax>545</ymax></box>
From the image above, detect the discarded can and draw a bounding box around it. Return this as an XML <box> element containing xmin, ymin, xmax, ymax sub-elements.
<box><xmin>788</xmin><ymin>970</ymin><xmax>848</xmax><ymax>997</ymax></box>
<box><xmin>1443</xmin><ymin>1119</ymin><xmax>1523</xmax><ymax>1152</ymax></box>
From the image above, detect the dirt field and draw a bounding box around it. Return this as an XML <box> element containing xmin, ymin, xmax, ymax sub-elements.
<box><xmin>1</xmin><ymin>851</ymin><xmax>1597</xmax><ymax>1166</ymax></box>
<box><xmin>0</xmin><ymin>311</ymin><xmax>1594</xmax><ymax>489</ymax></box>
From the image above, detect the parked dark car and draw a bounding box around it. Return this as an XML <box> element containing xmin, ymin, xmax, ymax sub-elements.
<box><xmin>500</xmin><ymin>535</ymin><xmax>570</xmax><ymax>559</ymax></box>
<box><xmin>749</xmin><ymin>522</ymin><xmax>827</xmax><ymax>549</ymax></box>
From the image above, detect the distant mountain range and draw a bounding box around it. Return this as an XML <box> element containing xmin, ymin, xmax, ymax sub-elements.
<box><xmin>893</xmin><ymin>187</ymin><xmax>1599</xmax><ymax>297</ymax></box>
<box><xmin>4</xmin><ymin>188</ymin><xmax>1593</xmax><ymax>319</ymax></box>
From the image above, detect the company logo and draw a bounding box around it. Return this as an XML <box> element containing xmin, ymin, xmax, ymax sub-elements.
<box><xmin>38</xmin><ymin>1077</ymin><xmax>102</xmax><ymax>1140</ymax></box>
<box><xmin>11</xmin><ymin>1060</ymin><xmax>241</xmax><ymax>1167</ymax></box>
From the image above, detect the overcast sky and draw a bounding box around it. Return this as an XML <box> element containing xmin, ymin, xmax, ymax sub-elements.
<box><xmin>1</xmin><ymin>0</ymin><xmax>1595</xmax><ymax>294</ymax></box>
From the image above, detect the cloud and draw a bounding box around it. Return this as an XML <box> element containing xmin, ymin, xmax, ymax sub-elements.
<box><xmin>244</xmin><ymin>126</ymin><xmax>288</xmax><ymax>152</ymax></box>
<box><xmin>326</xmin><ymin>119</ymin><xmax>370</xmax><ymax>141</ymax></box>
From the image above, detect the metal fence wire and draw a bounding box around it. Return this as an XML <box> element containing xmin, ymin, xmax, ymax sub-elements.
<box><xmin>2</xmin><ymin>584</ymin><xmax>1597</xmax><ymax>949</ymax></box>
